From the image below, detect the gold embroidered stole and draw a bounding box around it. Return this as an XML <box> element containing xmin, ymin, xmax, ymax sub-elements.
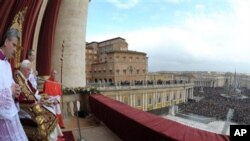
<box><xmin>14</xmin><ymin>71</ymin><xmax>58</xmax><ymax>140</ymax></box>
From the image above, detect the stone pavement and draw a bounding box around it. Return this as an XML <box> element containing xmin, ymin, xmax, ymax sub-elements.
<box><xmin>62</xmin><ymin>116</ymin><xmax>121</xmax><ymax>141</ymax></box>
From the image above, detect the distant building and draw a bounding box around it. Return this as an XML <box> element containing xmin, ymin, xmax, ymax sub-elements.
<box><xmin>86</xmin><ymin>37</ymin><xmax>148</xmax><ymax>85</ymax></box>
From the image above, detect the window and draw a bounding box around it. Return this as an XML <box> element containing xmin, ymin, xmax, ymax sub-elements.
<box><xmin>129</xmin><ymin>69</ymin><xmax>133</xmax><ymax>74</ymax></box>
<box><xmin>148</xmin><ymin>97</ymin><xmax>152</xmax><ymax>104</ymax></box>
<box><xmin>123</xmin><ymin>70</ymin><xmax>126</xmax><ymax>74</ymax></box>
<box><xmin>157</xmin><ymin>94</ymin><xmax>161</xmax><ymax>103</ymax></box>
<box><xmin>137</xmin><ymin>98</ymin><xmax>141</xmax><ymax>106</ymax></box>
<box><xmin>124</xmin><ymin>97</ymin><xmax>129</xmax><ymax>104</ymax></box>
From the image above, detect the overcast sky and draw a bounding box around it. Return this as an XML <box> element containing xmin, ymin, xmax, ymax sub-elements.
<box><xmin>86</xmin><ymin>0</ymin><xmax>250</xmax><ymax>73</ymax></box>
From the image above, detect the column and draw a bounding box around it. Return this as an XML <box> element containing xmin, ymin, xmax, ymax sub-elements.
<box><xmin>119</xmin><ymin>94</ymin><xmax>122</xmax><ymax>102</ymax></box>
<box><xmin>130</xmin><ymin>94</ymin><xmax>133</xmax><ymax>106</ymax></box>
<box><xmin>115</xmin><ymin>94</ymin><xmax>119</xmax><ymax>101</ymax></box>
<box><xmin>191</xmin><ymin>88</ymin><xmax>194</xmax><ymax>99</ymax></box>
<box><xmin>153</xmin><ymin>92</ymin><xmax>156</xmax><ymax>109</ymax></box>
<box><xmin>189</xmin><ymin>88</ymin><xmax>191</xmax><ymax>99</ymax></box>
<box><xmin>186</xmin><ymin>88</ymin><xmax>188</xmax><ymax>101</ymax></box>
<box><xmin>170</xmin><ymin>91</ymin><xmax>174</xmax><ymax>105</ymax></box>
<box><xmin>133</xmin><ymin>94</ymin><xmax>136</xmax><ymax>107</ymax></box>
<box><xmin>162</xmin><ymin>92</ymin><xmax>166</xmax><ymax>107</ymax></box>
<box><xmin>53</xmin><ymin>0</ymin><xmax>89</xmax><ymax>87</ymax></box>
<box><xmin>182</xmin><ymin>90</ymin><xmax>186</xmax><ymax>102</ymax></box>
<box><xmin>115</xmin><ymin>81</ymin><xmax>118</xmax><ymax>89</ymax></box>
<box><xmin>142</xmin><ymin>92</ymin><xmax>145</xmax><ymax>111</ymax></box>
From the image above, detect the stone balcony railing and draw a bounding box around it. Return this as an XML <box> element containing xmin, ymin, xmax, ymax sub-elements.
<box><xmin>61</xmin><ymin>94</ymin><xmax>90</xmax><ymax>119</ymax></box>
<box><xmin>38</xmin><ymin>78</ymin><xmax>91</xmax><ymax>119</ymax></box>
<box><xmin>60</xmin><ymin>83</ymin><xmax>194</xmax><ymax>118</ymax></box>
<box><xmin>97</xmin><ymin>83</ymin><xmax>194</xmax><ymax>90</ymax></box>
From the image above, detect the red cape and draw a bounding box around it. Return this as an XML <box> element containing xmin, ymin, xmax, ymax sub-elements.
<box><xmin>43</xmin><ymin>78</ymin><xmax>62</xmax><ymax>96</ymax></box>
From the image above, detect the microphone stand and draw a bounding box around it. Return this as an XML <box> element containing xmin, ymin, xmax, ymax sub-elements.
<box><xmin>72</xmin><ymin>88</ymin><xmax>87</xmax><ymax>141</ymax></box>
<box><xmin>61</xmin><ymin>41</ymin><xmax>65</xmax><ymax>115</ymax></box>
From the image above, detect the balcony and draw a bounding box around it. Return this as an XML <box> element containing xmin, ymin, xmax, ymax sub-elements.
<box><xmin>61</xmin><ymin>94</ymin><xmax>121</xmax><ymax>141</ymax></box>
<box><xmin>62</xmin><ymin>116</ymin><xmax>121</xmax><ymax>141</ymax></box>
<box><xmin>62</xmin><ymin>94</ymin><xmax>229</xmax><ymax>141</ymax></box>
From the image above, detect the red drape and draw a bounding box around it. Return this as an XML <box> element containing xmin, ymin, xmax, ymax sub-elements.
<box><xmin>0</xmin><ymin>0</ymin><xmax>43</xmax><ymax>67</ymax></box>
<box><xmin>21</xmin><ymin>0</ymin><xmax>43</xmax><ymax>60</ymax></box>
<box><xmin>0</xmin><ymin>0</ymin><xmax>16</xmax><ymax>45</ymax></box>
<box><xmin>37</xmin><ymin>0</ymin><xmax>62</xmax><ymax>75</ymax></box>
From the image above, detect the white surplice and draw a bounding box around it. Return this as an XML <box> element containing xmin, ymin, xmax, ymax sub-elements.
<box><xmin>0</xmin><ymin>59</ymin><xmax>28</xmax><ymax>141</ymax></box>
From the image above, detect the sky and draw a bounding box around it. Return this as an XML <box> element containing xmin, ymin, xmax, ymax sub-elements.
<box><xmin>86</xmin><ymin>0</ymin><xmax>250</xmax><ymax>73</ymax></box>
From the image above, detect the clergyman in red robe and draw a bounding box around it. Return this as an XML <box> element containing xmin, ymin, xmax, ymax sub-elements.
<box><xmin>43</xmin><ymin>70</ymin><xmax>65</xmax><ymax>128</ymax></box>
